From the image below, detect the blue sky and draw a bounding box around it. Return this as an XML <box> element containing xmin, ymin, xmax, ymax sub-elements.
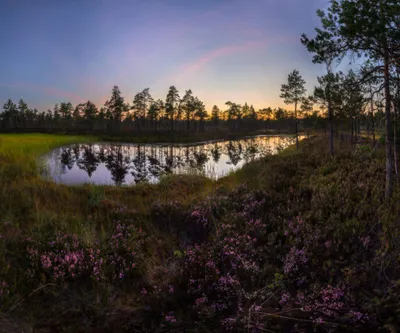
<box><xmin>0</xmin><ymin>0</ymin><xmax>342</xmax><ymax>111</ymax></box>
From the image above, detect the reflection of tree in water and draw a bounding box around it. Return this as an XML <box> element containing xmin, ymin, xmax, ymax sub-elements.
<box><xmin>98</xmin><ymin>146</ymin><xmax>107</xmax><ymax>163</ymax></box>
<box><xmin>77</xmin><ymin>145</ymin><xmax>99</xmax><ymax>177</ymax></box>
<box><xmin>210</xmin><ymin>143</ymin><xmax>222</xmax><ymax>163</ymax></box>
<box><xmin>192</xmin><ymin>147</ymin><xmax>209</xmax><ymax>170</ymax></box>
<box><xmin>72</xmin><ymin>144</ymin><xmax>80</xmax><ymax>160</ymax></box>
<box><xmin>55</xmin><ymin>136</ymin><xmax>298</xmax><ymax>185</ymax></box>
<box><xmin>242</xmin><ymin>140</ymin><xmax>260</xmax><ymax>163</ymax></box>
<box><xmin>183</xmin><ymin>146</ymin><xmax>195</xmax><ymax>169</ymax></box>
<box><xmin>163</xmin><ymin>146</ymin><xmax>185</xmax><ymax>172</ymax></box>
<box><xmin>147</xmin><ymin>156</ymin><xmax>165</xmax><ymax>178</ymax></box>
<box><xmin>146</xmin><ymin>146</ymin><xmax>158</xmax><ymax>178</ymax></box>
<box><xmin>184</xmin><ymin>146</ymin><xmax>190</xmax><ymax>164</ymax></box>
<box><xmin>131</xmin><ymin>145</ymin><xmax>148</xmax><ymax>184</ymax></box>
<box><xmin>60</xmin><ymin>148</ymin><xmax>75</xmax><ymax>172</ymax></box>
<box><xmin>164</xmin><ymin>146</ymin><xmax>174</xmax><ymax>171</ymax></box>
<box><xmin>225</xmin><ymin>141</ymin><xmax>243</xmax><ymax>166</ymax></box>
<box><xmin>105</xmin><ymin>145</ymin><xmax>131</xmax><ymax>185</ymax></box>
<box><xmin>175</xmin><ymin>155</ymin><xmax>185</xmax><ymax>169</ymax></box>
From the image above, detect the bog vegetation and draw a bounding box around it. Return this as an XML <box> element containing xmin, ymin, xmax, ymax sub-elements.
<box><xmin>0</xmin><ymin>0</ymin><xmax>400</xmax><ymax>332</ymax></box>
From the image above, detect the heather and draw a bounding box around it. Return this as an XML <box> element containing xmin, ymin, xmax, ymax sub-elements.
<box><xmin>1</xmin><ymin>134</ymin><xmax>400</xmax><ymax>332</ymax></box>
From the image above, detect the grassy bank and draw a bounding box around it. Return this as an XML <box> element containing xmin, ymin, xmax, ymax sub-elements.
<box><xmin>1</xmin><ymin>133</ymin><xmax>399</xmax><ymax>332</ymax></box>
<box><xmin>0</xmin><ymin>133</ymin><xmax>97</xmax><ymax>157</ymax></box>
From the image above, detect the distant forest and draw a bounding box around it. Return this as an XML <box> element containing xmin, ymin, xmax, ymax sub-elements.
<box><xmin>0</xmin><ymin>80</ymin><xmax>388</xmax><ymax>137</ymax></box>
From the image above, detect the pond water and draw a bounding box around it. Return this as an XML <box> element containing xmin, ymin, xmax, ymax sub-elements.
<box><xmin>41</xmin><ymin>135</ymin><xmax>302</xmax><ymax>186</ymax></box>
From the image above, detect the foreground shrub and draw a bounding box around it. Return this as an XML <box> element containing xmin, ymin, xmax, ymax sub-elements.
<box><xmin>25</xmin><ymin>222</ymin><xmax>146</xmax><ymax>286</ymax></box>
<box><xmin>140</xmin><ymin>176</ymin><xmax>397</xmax><ymax>332</ymax></box>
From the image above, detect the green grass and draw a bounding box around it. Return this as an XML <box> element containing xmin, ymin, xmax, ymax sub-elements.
<box><xmin>0</xmin><ymin>133</ymin><xmax>97</xmax><ymax>157</ymax></box>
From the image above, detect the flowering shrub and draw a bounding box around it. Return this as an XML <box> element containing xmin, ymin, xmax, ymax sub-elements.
<box><xmin>283</xmin><ymin>246</ymin><xmax>308</xmax><ymax>275</ymax></box>
<box><xmin>27</xmin><ymin>233</ymin><xmax>91</xmax><ymax>281</ymax></box>
<box><xmin>25</xmin><ymin>218</ymin><xmax>146</xmax><ymax>284</ymax></box>
<box><xmin>139</xmin><ymin>180</ymin><xmax>381</xmax><ymax>332</ymax></box>
<box><xmin>107</xmin><ymin>221</ymin><xmax>146</xmax><ymax>281</ymax></box>
<box><xmin>138</xmin><ymin>187</ymin><xmax>275</xmax><ymax>330</ymax></box>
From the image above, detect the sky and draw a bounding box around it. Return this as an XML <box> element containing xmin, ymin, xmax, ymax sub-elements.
<box><xmin>0</xmin><ymin>0</ymin><xmax>346</xmax><ymax>112</ymax></box>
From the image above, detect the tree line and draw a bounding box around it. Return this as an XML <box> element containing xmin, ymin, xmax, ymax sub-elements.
<box><xmin>0</xmin><ymin>79</ymin><xmax>388</xmax><ymax>137</ymax></box>
<box><xmin>0</xmin><ymin>85</ymin><xmax>324</xmax><ymax>134</ymax></box>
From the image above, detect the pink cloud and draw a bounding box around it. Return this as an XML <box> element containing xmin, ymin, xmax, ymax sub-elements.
<box><xmin>187</xmin><ymin>40</ymin><xmax>267</xmax><ymax>73</ymax></box>
<box><xmin>162</xmin><ymin>39</ymin><xmax>269</xmax><ymax>85</ymax></box>
<box><xmin>160</xmin><ymin>34</ymin><xmax>296</xmax><ymax>86</ymax></box>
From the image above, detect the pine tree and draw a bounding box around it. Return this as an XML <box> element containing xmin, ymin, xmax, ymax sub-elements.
<box><xmin>242</xmin><ymin>103</ymin><xmax>250</xmax><ymax>118</ymax></box>
<box><xmin>104</xmin><ymin>85</ymin><xmax>128</xmax><ymax>130</ymax></box>
<box><xmin>280</xmin><ymin>69</ymin><xmax>307</xmax><ymax>150</ymax></box>
<box><xmin>59</xmin><ymin>102</ymin><xmax>73</xmax><ymax>120</ymax></box>
<box><xmin>249</xmin><ymin>105</ymin><xmax>257</xmax><ymax>119</ymax></box>
<box><xmin>211</xmin><ymin>105</ymin><xmax>221</xmax><ymax>124</ymax></box>
<box><xmin>165</xmin><ymin>86</ymin><xmax>180</xmax><ymax>131</ymax></box>
<box><xmin>2</xmin><ymin>99</ymin><xmax>17</xmax><ymax>128</ymax></box>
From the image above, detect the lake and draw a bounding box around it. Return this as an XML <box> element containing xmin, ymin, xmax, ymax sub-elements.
<box><xmin>41</xmin><ymin>135</ymin><xmax>302</xmax><ymax>186</ymax></box>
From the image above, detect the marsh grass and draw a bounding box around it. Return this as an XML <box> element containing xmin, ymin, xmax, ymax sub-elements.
<box><xmin>0</xmin><ymin>133</ymin><xmax>97</xmax><ymax>156</ymax></box>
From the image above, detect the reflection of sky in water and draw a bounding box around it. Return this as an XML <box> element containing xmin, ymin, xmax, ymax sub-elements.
<box><xmin>41</xmin><ymin>135</ymin><xmax>304</xmax><ymax>186</ymax></box>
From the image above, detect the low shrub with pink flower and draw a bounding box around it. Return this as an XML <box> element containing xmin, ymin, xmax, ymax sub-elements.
<box><xmin>137</xmin><ymin>177</ymin><xmax>388</xmax><ymax>331</ymax></box>
<box><xmin>24</xmin><ymin>215</ymin><xmax>147</xmax><ymax>286</ymax></box>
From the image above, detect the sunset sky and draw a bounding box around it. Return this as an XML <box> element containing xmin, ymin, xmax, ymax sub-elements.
<box><xmin>0</xmin><ymin>0</ymin><xmax>349</xmax><ymax>112</ymax></box>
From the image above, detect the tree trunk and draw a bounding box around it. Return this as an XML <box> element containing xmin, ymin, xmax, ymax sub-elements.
<box><xmin>351</xmin><ymin>118</ymin><xmax>354</xmax><ymax>142</ymax></box>
<box><xmin>372</xmin><ymin>117</ymin><xmax>376</xmax><ymax>145</ymax></box>
<box><xmin>329</xmin><ymin>106</ymin><xmax>334</xmax><ymax>156</ymax></box>
<box><xmin>294</xmin><ymin>102</ymin><xmax>299</xmax><ymax>150</ymax></box>
<box><xmin>370</xmin><ymin>88</ymin><xmax>376</xmax><ymax>145</ymax></box>
<box><xmin>384</xmin><ymin>46</ymin><xmax>393</xmax><ymax>198</ymax></box>
<box><xmin>336</xmin><ymin>119</ymin><xmax>339</xmax><ymax>139</ymax></box>
<box><xmin>394</xmin><ymin>103</ymin><xmax>398</xmax><ymax>183</ymax></box>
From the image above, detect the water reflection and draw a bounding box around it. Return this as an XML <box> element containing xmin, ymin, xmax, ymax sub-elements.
<box><xmin>77</xmin><ymin>145</ymin><xmax>99</xmax><ymax>177</ymax></box>
<box><xmin>43</xmin><ymin>135</ymin><xmax>302</xmax><ymax>186</ymax></box>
